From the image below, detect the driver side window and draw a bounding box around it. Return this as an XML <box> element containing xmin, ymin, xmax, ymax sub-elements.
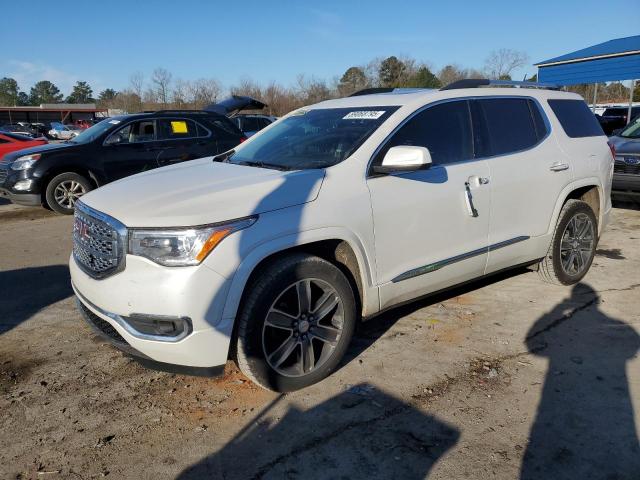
<box><xmin>374</xmin><ymin>100</ymin><xmax>473</xmax><ymax>166</ymax></box>
<box><xmin>106</xmin><ymin>120</ymin><xmax>156</xmax><ymax>145</ymax></box>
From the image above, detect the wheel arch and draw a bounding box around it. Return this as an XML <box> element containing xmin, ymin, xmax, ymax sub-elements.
<box><xmin>39</xmin><ymin>165</ymin><xmax>102</xmax><ymax>203</ymax></box>
<box><xmin>548</xmin><ymin>178</ymin><xmax>604</xmax><ymax>237</ymax></box>
<box><xmin>220</xmin><ymin>230</ymin><xmax>378</xmax><ymax>326</ymax></box>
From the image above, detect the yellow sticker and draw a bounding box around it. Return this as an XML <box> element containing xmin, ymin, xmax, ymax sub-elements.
<box><xmin>171</xmin><ymin>121</ymin><xmax>188</xmax><ymax>134</ymax></box>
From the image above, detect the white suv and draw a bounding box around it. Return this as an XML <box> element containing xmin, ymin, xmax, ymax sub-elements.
<box><xmin>71</xmin><ymin>80</ymin><xmax>614</xmax><ymax>392</ymax></box>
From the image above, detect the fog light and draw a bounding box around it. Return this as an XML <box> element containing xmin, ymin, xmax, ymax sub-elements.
<box><xmin>125</xmin><ymin>314</ymin><xmax>192</xmax><ymax>338</ymax></box>
<box><xmin>13</xmin><ymin>180</ymin><xmax>33</xmax><ymax>191</ymax></box>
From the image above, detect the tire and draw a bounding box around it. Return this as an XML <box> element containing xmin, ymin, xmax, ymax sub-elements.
<box><xmin>236</xmin><ymin>253</ymin><xmax>357</xmax><ymax>392</ymax></box>
<box><xmin>45</xmin><ymin>172</ymin><xmax>92</xmax><ymax>215</ymax></box>
<box><xmin>538</xmin><ymin>199</ymin><xmax>598</xmax><ymax>285</ymax></box>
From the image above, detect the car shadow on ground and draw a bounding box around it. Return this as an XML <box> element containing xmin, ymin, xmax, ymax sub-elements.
<box><xmin>521</xmin><ymin>283</ymin><xmax>640</xmax><ymax>478</ymax></box>
<box><xmin>343</xmin><ymin>266</ymin><xmax>532</xmax><ymax>367</ymax></box>
<box><xmin>0</xmin><ymin>265</ymin><xmax>73</xmax><ymax>334</ymax></box>
<box><xmin>177</xmin><ymin>385</ymin><xmax>460</xmax><ymax>479</ymax></box>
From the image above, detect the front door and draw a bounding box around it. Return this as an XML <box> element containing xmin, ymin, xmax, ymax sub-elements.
<box><xmin>102</xmin><ymin>119</ymin><xmax>161</xmax><ymax>182</ymax></box>
<box><xmin>367</xmin><ymin>100</ymin><xmax>491</xmax><ymax>310</ymax></box>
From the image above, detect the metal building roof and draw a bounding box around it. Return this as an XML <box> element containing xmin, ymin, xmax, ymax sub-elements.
<box><xmin>535</xmin><ymin>35</ymin><xmax>640</xmax><ymax>85</ymax></box>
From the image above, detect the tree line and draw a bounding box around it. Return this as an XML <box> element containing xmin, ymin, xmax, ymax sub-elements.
<box><xmin>1</xmin><ymin>49</ymin><xmax>638</xmax><ymax>117</ymax></box>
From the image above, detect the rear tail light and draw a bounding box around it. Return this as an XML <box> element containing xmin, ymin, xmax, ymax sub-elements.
<box><xmin>239</xmin><ymin>136</ymin><xmax>247</xmax><ymax>143</ymax></box>
<box><xmin>608</xmin><ymin>141</ymin><xmax>616</xmax><ymax>161</ymax></box>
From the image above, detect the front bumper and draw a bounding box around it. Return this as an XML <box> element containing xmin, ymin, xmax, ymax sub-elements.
<box><xmin>612</xmin><ymin>173</ymin><xmax>640</xmax><ymax>196</ymax></box>
<box><xmin>70</xmin><ymin>253</ymin><xmax>235</xmax><ymax>371</ymax></box>
<box><xmin>0</xmin><ymin>165</ymin><xmax>42</xmax><ymax>206</ymax></box>
<box><xmin>0</xmin><ymin>188</ymin><xmax>41</xmax><ymax>206</ymax></box>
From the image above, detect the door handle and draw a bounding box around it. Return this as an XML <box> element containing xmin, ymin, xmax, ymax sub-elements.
<box><xmin>549</xmin><ymin>162</ymin><xmax>569</xmax><ymax>172</ymax></box>
<box><xmin>464</xmin><ymin>182</ymin><xmax>479</xmax><ymax>217</ymax></box>
<box><xmin>467</xmin><ymin>175</ymin><xmax>490</xmax><ymax>188</ymax></box>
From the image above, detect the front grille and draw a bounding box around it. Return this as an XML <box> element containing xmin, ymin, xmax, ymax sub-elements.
<box><xmin>73</xmin><ymin>203</ymin><xmax>125</xmax><ymax>279</ymax></box>
<box><xmin>614</xmin><ymin>159</ymin><xmax>640</xmax><ymax>175</ymax></box>
<box><xmin>0</xmin><ymin>168</ymin><xmax>7</xmax><ymax>184</ymax></box>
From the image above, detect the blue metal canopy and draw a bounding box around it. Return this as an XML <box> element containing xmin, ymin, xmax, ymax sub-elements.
<box><xmin>536</xmin><ymin>35</ymin><xmax>640</xmax><ymax>85</ymax></box>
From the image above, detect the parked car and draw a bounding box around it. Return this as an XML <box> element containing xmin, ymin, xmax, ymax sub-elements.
<box><xmin>0</xmin><ymin>110</ymin><xmax>245</xmax><ymax>214</ymax></box>
<box><xmin>0</xmin><ymin>132</ymin><xmax>47</xmax><ymax>160</ymax></box>
<box><xmin>597</xmin><ymin>106</ymin><xmax>640</xmax><ymax>135</ymax></box>
<box><xmin>206</xmin><ymin>95</ymin><xmax>275</xmax><ymax>136</ymax></box>
<box><xmin>74</xmin><ymin>119</ymin><xmax>94</xmax><ymax>129</ymax></box>
<box><xmin>70</xmin><ymin>80</ymin><xmax>613</xmax><ymax>392</ymax></box>
<box><xmin>609</xmin><ymin>116</ymin><xmax>640</xmax><ymax>198</ymax></box>
<box><xmin>231</xmin><ymin>114</ymin><xmax>277</xmax><ymax>137</ymax></box>
<box><xmin>29</xmin><ymin>122</ymin><xmax>53</xmax><ymax>138</ymax></box>
<box><xmin>48</xmin><ymin>122</ymin><xmax>82</xmax><ymax>140</ymax></box>
<box><xmin>0</xmin><ymin>123</ymin><xmax>39</xmax><ymax>138</ymax></box>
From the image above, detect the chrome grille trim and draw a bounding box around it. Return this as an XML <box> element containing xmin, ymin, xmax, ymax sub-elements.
<box><xmin>73</xmin><ymin>202</ymin><xmax>127</xmax><ymax>279</ymax></box>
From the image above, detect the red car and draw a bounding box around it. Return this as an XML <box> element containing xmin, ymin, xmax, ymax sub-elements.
<box><xmin>0</xmin><ymin>132</ymin><xmax>48</xmax><ymax>160</ymax></box>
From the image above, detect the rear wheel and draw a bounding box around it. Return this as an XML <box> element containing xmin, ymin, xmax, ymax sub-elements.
<box><xmin>235</xmin><ymin>253</ymin><xmax>356</xmax><ymax>392</ymax></box>
<box><xmin>45</xmin><ymin>172</ymin><xmax>92</xmax><ymax>215</ymax></box>
<box><xmin>538</xmin><ymin>199</ymin><xmax>597</xmax><ymax>285</ymax></box>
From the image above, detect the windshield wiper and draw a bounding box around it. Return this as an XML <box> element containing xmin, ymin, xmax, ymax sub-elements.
<box><xmin>236</xmin><ymin>160</ymin><xmax>293</xmax><ymax>171</ymax></box>
<box><xmin>212</xmin><ymin>149</ymin><xmax>235</xmax><ymax>162</ymax></box>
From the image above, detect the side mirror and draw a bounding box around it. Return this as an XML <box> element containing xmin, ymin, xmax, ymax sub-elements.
<box><xmin>373</xmin><ymin>146</ymin><xmax>432</xmax><ymax>174</ymax></box>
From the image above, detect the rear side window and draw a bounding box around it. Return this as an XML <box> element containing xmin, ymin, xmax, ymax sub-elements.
<box><xmin>375</xmin><ymin>100</ymin><xmax>473</xmax><ymax>165</ymax></box>
<box><xmin>206</xmin><ymin>117</ymin><xmax>243</xmax><ymax>138</ymax></box>
<box><xmin>548</xmin><ymin>99</ymin><xmax>604</xmax><ymax>138</ymax></box>
<box><xmin>157</xmin><ymin>119</ymin><xmax>202</xmax><ymax>140</ymax></box>
<box><xmin>473</xmin><ymin>98</ymin><xmax>540</xmax><ymax>157</ymax></box>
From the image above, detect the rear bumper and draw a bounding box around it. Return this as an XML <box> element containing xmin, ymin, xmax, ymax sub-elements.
<box><xmin>612</xmin><ymin>173</ymin><xmax>640</xmax><ymax>196</ymax></box>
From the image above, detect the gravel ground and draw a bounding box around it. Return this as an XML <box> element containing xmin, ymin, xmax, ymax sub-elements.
<box><xmin>1</xmin><ymin>201</ymin><xmax>639</xmax><ymax>479</ymax></box>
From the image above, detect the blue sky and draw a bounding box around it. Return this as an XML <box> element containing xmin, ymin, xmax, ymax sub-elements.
<box><xmin>1</xmin><ymin>0</ymin><xmax>638</xmax><ymax>96</ymax></box>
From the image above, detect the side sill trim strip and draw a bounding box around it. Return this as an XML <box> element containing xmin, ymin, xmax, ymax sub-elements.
<box><xmin>391</xmin><ymin>236</ymin><xmax>530</xmax><ymax>283</ymax></box>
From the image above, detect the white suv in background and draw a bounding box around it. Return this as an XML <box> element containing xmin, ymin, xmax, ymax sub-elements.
<box><xmin>71</xmin><ymin>80</ymin><xmax>613</xmax><ymax>392</ymax></box>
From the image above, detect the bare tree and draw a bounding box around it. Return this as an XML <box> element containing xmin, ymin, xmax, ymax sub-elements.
<box><xmin>151</xmin><ymin>67</ymin><xmax>172</xmax><ymax>107</ymax></box>
<box><xmin>188</xmin><ymin>78</ymin><xmax>222</xmax><ymax>109</ymax></box>
<box><xmin>484</xmin><ymin>49</ymin><xmax>529</xmax><ymax>80</ymax></box>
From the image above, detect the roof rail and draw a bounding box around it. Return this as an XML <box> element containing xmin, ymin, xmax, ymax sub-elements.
<box><xmin>348</xmin><ymin>87</ymin><xmax>432</xmax><ymax>97</ymax></box>
<box><xmin>441</xmin><ymin>79</ymin><xmax>561</xmax><ymax>91</ymax></box>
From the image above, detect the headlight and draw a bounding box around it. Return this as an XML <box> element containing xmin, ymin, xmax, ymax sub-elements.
<box><xmin>128</xmin><ymin>217</ymin><xmax>257</xmax><ymax>266</ymax></box>
<box><xmin>11</xmin><ymin>153</ymin><xmax>41</xmax><ymax>170</ymax></box>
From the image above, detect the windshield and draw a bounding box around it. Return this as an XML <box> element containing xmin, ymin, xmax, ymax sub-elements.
<box><xmin>69</xmin><ymin>118</ymin><xmax>122</xmax><ymax>144</ymax></box>
<box><xmin>226</xmin><ymin>106</ymin><xmax>399</xmax><ymax>170</ymax></box>
<box><xmin>620</xmin><ymin>118</ymin><xmax>640</xmax><ymax>139</ymax></box>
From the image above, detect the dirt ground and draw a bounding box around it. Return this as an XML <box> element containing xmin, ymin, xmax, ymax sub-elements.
<box><xmin>1</xmin><ymin>198</ymin><xmax>639</xmax><ymax>480</ymax></box>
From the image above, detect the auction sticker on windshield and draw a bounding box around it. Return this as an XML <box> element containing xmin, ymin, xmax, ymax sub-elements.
<box><xmin>343</xmin><ymin>111</ymin><xmax>386</xmax><ymax>120</ymax></box>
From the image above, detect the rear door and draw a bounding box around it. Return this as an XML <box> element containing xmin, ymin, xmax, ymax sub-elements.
<box><xmin>474</xmin><ymin>97</ymin><xmax>570</xmax><ymax>274</ymax></box>
<box><xmin>155</xmin><ymin>118</ymin><xmax>210</xmax><ymax>167</ymax></box>
<box><xmin>102</xmin><ymin>119</ymin><xmax>161</xmax><ymax>181</ymax></box>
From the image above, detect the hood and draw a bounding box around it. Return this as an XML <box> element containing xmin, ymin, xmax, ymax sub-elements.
<box><xmin>2</xmin><ymin>141</ymin><xmax>74</xmax><ymax>163</ymax></box>
<box><xmin>609</xmin><ymin>136</ymin><xmax>640</xmax><ymax>153</ymax></box>
<box><xmin>205</xmin><ymin>95</ymin><xmax>267</xmax><ymax>116</ymax></box>
<box><xmin>81</xmin><ymin>159</ymin><xmax>325</xmax><ymax>227</ymax></box>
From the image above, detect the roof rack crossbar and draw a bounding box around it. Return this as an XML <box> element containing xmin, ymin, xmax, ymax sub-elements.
<box><xmin>441</xmin><ymin>79</ymin><xmax>561</xmax><ymax>91</ymax></box>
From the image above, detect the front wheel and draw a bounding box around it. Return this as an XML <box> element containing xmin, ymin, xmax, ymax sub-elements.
<box><xmin>45</xmin><ymin>172</ymin><xmax>92</xmax><ymax>215</ymax></box>
<box><xmin>538</xmin><ymin>199</ymin><xmax>598</xmax><ymax>285</ymax></box>
<box><xmin>235</xmin><ymin>253</ymin><xmax>356</xmax><ymax>392</ymax></box>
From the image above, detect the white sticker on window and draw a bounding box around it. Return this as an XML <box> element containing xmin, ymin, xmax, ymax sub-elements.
<box><xmin>108</xmin><ymin>120</ymin><xmax>121</xmax><ymax>124</ymax></box>
<box><xmin>343</xmin><ymin>111</ymin><xmax>385</xmax><ymax>120</ymax></box>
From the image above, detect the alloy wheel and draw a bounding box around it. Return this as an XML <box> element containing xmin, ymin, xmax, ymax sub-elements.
<box><xmin>559</xmin><ymin>212</ymin><xmax>595</xmax><ymax>276</ymax></box>
<box><xmin>54</xmin><ymin>180</ymin><xmax>86</xmax><ymax>210</ymax></box>
<box><xmin>262</xmin><ymin>278</ymin><xmax>344</xmax><ymax>377</ymax></box>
